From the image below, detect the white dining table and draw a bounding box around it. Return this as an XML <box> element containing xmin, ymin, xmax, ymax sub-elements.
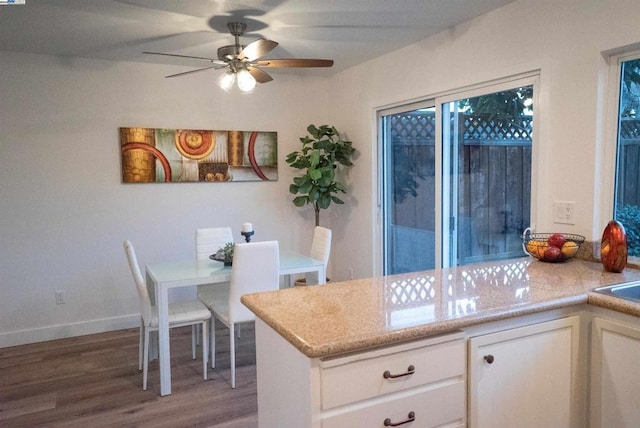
<box><xmin>145</xmin><ymin>250</ymin><xmax>325</xmax><ymax>396</ymax></box>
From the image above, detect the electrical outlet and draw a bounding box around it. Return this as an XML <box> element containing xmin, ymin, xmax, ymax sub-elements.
<box><xmin>553</xmin><ymin>201</ymin><xmax>575</xmax><ymax>225</ymax></box>
<box><xmin>55</xmin><ymin>290</ymin><xmax>65</xmax><ymax>305</ymax></box>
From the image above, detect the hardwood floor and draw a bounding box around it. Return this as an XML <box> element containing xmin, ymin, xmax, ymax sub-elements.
<box><xmin>0</xmin><ymin>322</ymin><xmax>258</xmax><ymax>427</ymax></box>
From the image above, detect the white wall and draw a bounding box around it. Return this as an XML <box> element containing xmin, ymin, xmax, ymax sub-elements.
<box><xmin>0</xmin><ymin>52</ymin><xmax>329</xmax><ymax>346</ymax></box>
<box><xmin>327</xmin><ymin>0</ymin><xmax>640</xmax><ymax>280</ymax></box>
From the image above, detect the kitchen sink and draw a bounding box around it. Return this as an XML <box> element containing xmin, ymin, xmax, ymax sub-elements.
<box><xmin>593</xmin><ymin>281</ymin><xmax>640</xmax><ymax>303</ymax></box>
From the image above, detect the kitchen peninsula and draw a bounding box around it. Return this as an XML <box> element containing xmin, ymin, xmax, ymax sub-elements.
<box><xmin>241</xmin><ymin>258</ymin><xmax>640</xmax><ymax>428</ymax></box>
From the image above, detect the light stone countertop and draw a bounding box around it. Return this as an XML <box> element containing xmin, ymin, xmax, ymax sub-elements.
<box><xmin>241</xmin><ymin>257</ymin><xmax>640</xmax><ymax>359</ymax></box>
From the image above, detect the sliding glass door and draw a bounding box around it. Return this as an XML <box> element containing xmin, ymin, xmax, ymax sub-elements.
<box><xmin>381</xmin><ymin>77</ymin><xmax>535</xmax><ymax>274</ymax></box>
<box><xmin>381</xmin><ymin>104</ymin><xmax>436</xmax><ymax>274</ymax></box>
<box><xmin>442</xmin><ymin>86</ymin><xmax>533</xmax><ymax>266</ymax></box>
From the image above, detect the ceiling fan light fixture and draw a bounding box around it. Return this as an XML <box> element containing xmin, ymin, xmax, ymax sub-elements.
<box><xmin>236</xmin><ymin>68</ymin><xmax>256</xmax><ymax>93</ymax></box>
<box><xmin>218</xmin><ymin>70</ymin><xmax>236</xmax><ymax>91</ymax></box>
<box><xmin>145</xmin><ymin>21</ymin><xmax>333</xmax><ymax>90</ymax></box>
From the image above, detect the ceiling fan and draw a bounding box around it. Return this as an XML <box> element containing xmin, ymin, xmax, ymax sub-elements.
<box><xmin>143</xmin><ymin>22</ymin><xmax>334</xmax><ymax>92</ymax></box>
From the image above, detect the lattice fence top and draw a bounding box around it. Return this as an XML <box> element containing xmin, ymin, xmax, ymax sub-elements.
<box><xmin>390</xmin><ymin>113</ymin><xmax>533</xmax><ymax>145</ymax></box>
<box><xmin>462</xmin><ymin>117</ymin><xmax>532</xmax><ymax>141</ymax></box>
<box><xmin>390</xmin><ymin>113</ymin><xmax>437</xmax><ymax>144</ymax></box>
<box><xmin>390</xmin><ymin>115</ymin><xmax>640</xmax><ymax>145</ymax></box>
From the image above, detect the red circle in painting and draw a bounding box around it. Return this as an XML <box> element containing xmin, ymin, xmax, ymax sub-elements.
<box><xmin>175</xmin><ymin>130</ymin><xmax>215</xmax><ymax>160</ymax></box>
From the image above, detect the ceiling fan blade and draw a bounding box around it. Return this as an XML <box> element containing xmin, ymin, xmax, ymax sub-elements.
<box><xmin>248</xmin><ymin>66</ymin><xmax>273</xmax><ymax>84</ymax></box>
<box><xmin>237</xmin><ymin>38</ymin><xmax>279</xmax><ymax>61</ymax></box>
<box><xmin>143</xmin><ymin>51</ymin><xmax>226</xmax><ymax>65</ymax></box>
<box><xmin>165</xmin><ymin>66</ymin><xmax>225</xmax><ymax>78</ymax></box>
<box><xmin>254</xmin><ymin>59</ymin><xmax>334</xmax><ymax>68</ymax></box>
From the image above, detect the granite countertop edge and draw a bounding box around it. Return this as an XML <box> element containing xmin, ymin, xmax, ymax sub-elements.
<box><xmin>242</xmin><ymin>259</ymin><xmax>640</xmax><ymax>359</ymax></box>
<box><xmin>245</xmin><ymin>295</ymin><xmax>592</xmax><ymax>359</ymax></box>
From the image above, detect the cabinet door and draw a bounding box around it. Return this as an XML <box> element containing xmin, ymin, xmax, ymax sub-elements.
<box><xmin>468</xmin><ymin>316</ymin><xmax>579</xmax><ymax>428</ymax></box>
<box><xmin>591</xmin><ymin>317</ymin><xmax>640</xmax><ymax>428</ymax></box>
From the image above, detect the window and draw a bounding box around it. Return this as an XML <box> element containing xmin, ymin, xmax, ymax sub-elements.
<box><xmin>614</xmin><ymin>55</ymin><xmax>640</xmax><ymax>258</ymax></box>
<box><xmin>379</xmin><ymin>75</ymin><xmax>536</xmax><ymax>274</ymax></box>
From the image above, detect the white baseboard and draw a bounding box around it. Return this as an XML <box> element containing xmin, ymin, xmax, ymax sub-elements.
<box><xmin>0</xmin><ymin>314</ymin><xmax>140</xmax><ymax>348</ymax></box>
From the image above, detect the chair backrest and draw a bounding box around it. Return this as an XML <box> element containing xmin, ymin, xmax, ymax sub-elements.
<box><xmin>310</xmin><ymin>226</ymin><xmax>332</xmax><ymax>267</ymax></box>
<box><xmin>195</xmin><ymin>227</ymin><xmax>234</xmax><ymax>260</ymax></box>
<box><xmin>123</xmin><ymin>240</ymin><xmax>153</xmax><ymax>325</ymax></box>
<box><xmin>229</xmin><ymin>241</ymin><xmax>280</xmax><ymax>323</ymax></box>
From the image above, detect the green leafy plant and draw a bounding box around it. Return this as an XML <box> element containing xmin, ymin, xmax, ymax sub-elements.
<box><xmin>215</xmin><ymin>242</ymin><xmax>235</xmax><ymax>262</ymax></box>
<box><xmin>286</xmin><ymin>124</ymin><xmax>355</xmax><ymax>226</ymax></box>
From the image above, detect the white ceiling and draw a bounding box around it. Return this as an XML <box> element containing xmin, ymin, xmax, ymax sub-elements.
<box><xmin>0</xmin><ymin>0</ymin><xmax>516</xmax><ymax>77</ymax></box>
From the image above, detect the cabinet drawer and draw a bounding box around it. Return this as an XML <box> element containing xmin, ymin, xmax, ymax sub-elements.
<box><xmin>322</xmin><ymin>380</ymin><xmax>465</xmax><ymax>428</ymax></box>
<box><xmin>321</xmin><ymin>338</ymin><xmax>465</xmax><ymax>410</ymax></box>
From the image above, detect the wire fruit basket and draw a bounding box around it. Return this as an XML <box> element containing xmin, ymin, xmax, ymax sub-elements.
<box><xmin>522</xmin><ymin>228</ymin><xmax>585</xmax><ymax>263</ymax></box>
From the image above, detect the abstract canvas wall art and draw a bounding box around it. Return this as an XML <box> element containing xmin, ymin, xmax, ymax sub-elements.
<box><xmin>120</xmin><ymin>127</ymin><xmax>277</xmax><ymax>183</ymax></box>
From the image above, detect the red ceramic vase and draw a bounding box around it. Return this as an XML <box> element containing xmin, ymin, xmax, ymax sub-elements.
<box><xmin>601</xmin><ymin>220</ymin><xmax>628</xmax><ymax>273</ymax></box>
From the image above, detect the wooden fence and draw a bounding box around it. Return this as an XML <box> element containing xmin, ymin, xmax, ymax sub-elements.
<box><xmin>617</xmin><ymin>118</ymin><xmax>640</xmax><ymax>205</ymax></box>
<box><xmin>388</xmin><ymin>115</ymin><xmax>640</xmax><ymax>271</ymax></box>
<box><xmin>389</xmin><ymin>113</ymin><xmax>532</xmax><ymax>268</ymax></box>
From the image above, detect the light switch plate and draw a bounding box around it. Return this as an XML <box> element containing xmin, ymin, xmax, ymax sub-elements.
<box><xmin>553</xmin><ymin>201</ymin><xmax>575</xmax><ymax>225</ymax></box>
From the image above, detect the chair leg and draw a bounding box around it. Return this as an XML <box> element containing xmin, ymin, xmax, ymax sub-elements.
<box><xmin>237</xmin><ymin>324</ymin><xmax>241</xmax><ymax>339</ymax></box>
<box><xmin>196</xmin><ymin>324</ymin><xmax>201</xmax><ymax>346</ymax></box>
<box><xmin>211</xmin><ymin>318</ymin><xmax>216</xmax><ymax>369</ymax></box>
<box><xmin>191</xmin><ymin>325</ymin><xmax>196</xmax><ymax>359</ymax></box>
<box><xmin>230</xmin><ymin>323</ymin><xmax>236</xmax><ymax>389</ymax></box>
<box><xmin>143</xmin><ymin>327</ymin><xmax>150</xmax><ymax>391</ymax></box>
<box><xmin>202</xmin><ymin>320</ymin><xmax>208</xmax><ymax>380</ymax></box>
<box><xmin>138</xmin><ymin>320</ymin><xmax>144</xmax><ymax>371</ymax></box>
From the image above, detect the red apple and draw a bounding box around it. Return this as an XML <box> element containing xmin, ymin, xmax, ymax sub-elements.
<box><xmin>544</xmin><ymin>246</ymin><xmax>564</xmax><ymax>262</ymax></box>
<box><xmin>547</xmin><ymin>233</ymin><xmax>566</xmax><ymax>248</ymax></box>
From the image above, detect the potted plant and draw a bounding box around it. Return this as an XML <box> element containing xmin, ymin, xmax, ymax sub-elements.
<box><xmin>286</xmin><ymin>124</ymin><xmax>355</xmax><ymax>226</ymax></box>
<box><xmin>213</xmin><ymin>242</ymin><xmax>235</xmax><ymax>266</ymax></box>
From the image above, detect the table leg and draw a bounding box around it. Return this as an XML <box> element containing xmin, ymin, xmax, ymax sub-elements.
<box><xmin>157</xmin><ymin>284</ymin><xmax>172</xmax><ymax>396</ymax></box>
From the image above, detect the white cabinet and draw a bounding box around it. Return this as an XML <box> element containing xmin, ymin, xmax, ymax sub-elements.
<box><xmin>254</xmin><ymin>318</ymin><xmax>466</xmax><ymax>428</ymax></box>
<box><xmin>468</xmin><ymin>316</ymin><xmax>580</xmax><ymax>428</ymax></box>
<box><xmin>591</xmin><ymin>316</ymin><xmax>640</xmax><ymax>428</ymax></box>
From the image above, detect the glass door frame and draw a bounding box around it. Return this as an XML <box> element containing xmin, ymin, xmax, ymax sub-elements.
<box><xmin>378</xmin><ymin>100</ymin><xmax>437</xmax><ymax>275</ymax></box>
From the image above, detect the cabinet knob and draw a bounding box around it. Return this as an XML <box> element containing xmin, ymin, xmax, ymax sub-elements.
<box><xmin>383</xmin><ymin>365</ymin><xmax>415</xmax><ymax>379</ymax></box>
<box><xmin>484</xmin><ymin>354</ymin><xmax>495</xmax><ymax>364</ymax></box>
<box><xmin>384</xmin><ymin>411</ymin><xmax>415</xmax><ymax>426</ymax></box>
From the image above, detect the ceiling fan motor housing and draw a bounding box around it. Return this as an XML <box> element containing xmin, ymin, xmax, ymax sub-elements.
<box><xmin>217</xmin><ymin>45</ymin><xmax>244</xmax><ymax>61</ymax></box>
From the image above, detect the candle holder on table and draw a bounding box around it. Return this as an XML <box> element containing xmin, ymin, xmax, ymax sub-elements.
<box><xmin>241</xmin><ymin>230</ymin><xmax>254</xmax><ymax>243</ymax></box>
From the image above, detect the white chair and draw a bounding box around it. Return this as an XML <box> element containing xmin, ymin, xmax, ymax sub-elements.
<box><xmin>195</xmin><ymin>227</ymin><xmax>234</xmax><ymax>262</ymax></box>
<box><xmin>306</xmin><ymin>226</ymin><xmax>332</xmax><ymax>285</ymax></box>
<box><xmin>195</xmin><ymin>227</ymin><xmax>234</xmax><ymax>344</ymax></box>
<box><xmin>198</xmin><ymin>240</ymin><xmax>280</xmax><ymax>388</ymax></box>
<box><xmin>123</xmin><ymin>240</ymin><xmax>211</xmax><ymax>391</ymax></box>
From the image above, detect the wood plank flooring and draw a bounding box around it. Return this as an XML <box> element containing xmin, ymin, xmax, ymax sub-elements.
<box><xmin>0</xmin><ymin>322</ymin><xmax>258</xmax><ymax>427</ymax></box>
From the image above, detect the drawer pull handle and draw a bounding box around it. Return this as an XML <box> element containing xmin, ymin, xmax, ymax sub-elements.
<box><xmin>484</xmin><ymin>354</ymin><xmax>495</xmax><ymax>364</ymax></box>
<box><xmin>384</xmin><ymin>411</ymin><xmax>415</xmax><ymax>426</ymax></box>
<box><xmin>383</xmin><ymin>365</ymin><xmax>415</xmax><ymax>379</ymax></box>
